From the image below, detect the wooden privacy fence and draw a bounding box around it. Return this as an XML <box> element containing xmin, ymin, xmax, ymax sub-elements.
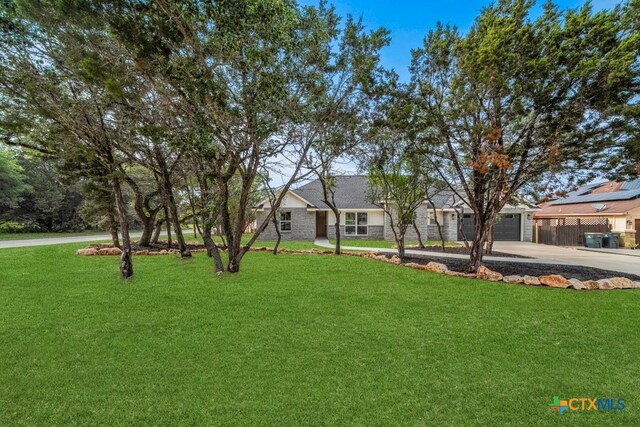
<box><xmin>535</xmin><ymin>217</ymin><xmax>611</xmax><ymax>246</ymax></box>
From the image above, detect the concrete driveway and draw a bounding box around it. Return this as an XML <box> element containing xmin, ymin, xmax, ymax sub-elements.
<box><xmin>0</xmin><ymin>233</ymin><xmax>142</xmax><ymax>249</ymax></box>
<box><xmin>492</xmin><ymin>241</ymin><xmax>640</xmax><ymax>276</ymax></box>
<box><xmin>315</xmin><ymin>239</ymin><xmax>571</xmax><ymax>265</ymax></box>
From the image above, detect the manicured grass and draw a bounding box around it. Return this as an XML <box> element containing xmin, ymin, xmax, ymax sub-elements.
<box><xmin>252</xmin><ymin>240</ymin><xmax>320</xmax><ymax>250</ymax></box>
<box><xmin>409</xmin><ymin>240</ymin><xmax>461</xmax><ymax>247</ymax></box>
<box><xmin>330</xmin><ymin>239</ymin><xmax>416</xmax><ymax>248</ymax></box>
<box><xmin>206</xmin><ymin>233</ymin><xmax>319</xmax><ymax>251</ymax></box>
<box><xmin>0</xmin><ymin>230</ymin><xmax>105</xmax><ymax>240</ymax></box>
<box><xmin>1</xmin><ymin>245</ymin><xmax>639</xmax><ymax>425</ymax></box>
<box><xmin>0</xmin><ymin>229</ymin><xmax>329</xmax><ymax>252</ymax></box>
<box><xmin>330</xmin><ymin>239</ymin><xmax>460</xmax><ymax>248</ymax></box>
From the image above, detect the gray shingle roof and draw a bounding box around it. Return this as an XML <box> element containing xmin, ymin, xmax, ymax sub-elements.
<box><xmin>292</xmin><ymin>175</ymin><xmax>379</xmax><ymax>209</ymax></box>
<box><xmin>290</xmin><ymin>175</ymin><xmax>458</xmax><ymax>210</ymax></box>
<box><xmin>425</xmin><ymin>187</ymin><xmax>458</xmax><ymax>209</ymax></box>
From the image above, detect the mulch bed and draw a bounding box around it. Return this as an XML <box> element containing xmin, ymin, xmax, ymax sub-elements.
<box><xmin>406</xmin><ymin>246</ymin><xmax>530</xmax><ymax>259</ymax></box>
<box><xmin>398</xmin><ymin>254</ymin><xmax>640</xmax><ymax>282</ymax></box>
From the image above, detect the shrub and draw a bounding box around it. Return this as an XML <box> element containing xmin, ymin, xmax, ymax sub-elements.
<box><xmin>0</xmin><ymin>221</ymin><xmax>42</xmax><ymax>233</ymax></box>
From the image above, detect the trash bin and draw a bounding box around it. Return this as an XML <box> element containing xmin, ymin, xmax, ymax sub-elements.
<box><xmin>584</xmin><ymin>232</ymin><xmax>604</xmax><ymax>248</ymax></box>
<box><xmin>611</xmin><ymin>233</ymin><xmax>621</xmax><ymax>248</ymax></box>
<box><xmin>602</xmin><ymin>232</ymin><xmax>620</xmax><ymax>249</ymax></box>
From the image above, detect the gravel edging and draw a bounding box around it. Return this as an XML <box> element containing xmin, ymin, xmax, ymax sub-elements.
<box><xmin>398</xmin><ymin>253</ymin><xmax>640</xmax><ymax>281</ymax></box>
<box><xmin>405</xmin><ymin>246</ymin><xmax>531</xmax><ymax>259</ymax></box>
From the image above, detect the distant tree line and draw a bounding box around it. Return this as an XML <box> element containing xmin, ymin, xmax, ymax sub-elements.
<box><xmin>0</xmin><ymin>148</ymin><xmax>86</xmax><ymax>232</ymax></box>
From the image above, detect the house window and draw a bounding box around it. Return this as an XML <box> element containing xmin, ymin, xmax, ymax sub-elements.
<box><xmin>279</xmin><ymin>211</ymin><xmax>292</xmax><ymax>232</ymax></box>
<box><xmin>427</xmin><ymin>211</ymin><xmax>435</xmax><ymax>225</ymax></box>
<box><xmin>345</xmin><ymin>212</ymin><xmax>368</xmax><ymax>235</ymax></box>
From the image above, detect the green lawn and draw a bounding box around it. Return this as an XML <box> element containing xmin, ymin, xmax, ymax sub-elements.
<box><xmin>331</xmin><ymin>239</ymin><xmax>460</xmax><ymax>248</ymax></box>
<box><xmin>1</xmin><ymin>244</ymin><xmax>639</xmax><ymax>425</ymax></box>
<box><xmin>187</xmin><ymin>233</ymin><xmax>319</xmax><ymax>251</ymax></box>
<box><xmin>0</xmin><ymin>230</ymin><xmax>106</xmax><ymax>240</ymax></box>
<box><xmin>330</xmin><ymin>239</ymin><xmax>413</xmax><ymax>248</ymax></box>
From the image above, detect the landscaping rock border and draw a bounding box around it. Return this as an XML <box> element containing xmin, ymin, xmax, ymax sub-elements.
<box><xmin>359</xmin><ymin>252</ymin><xmax>640</xmax><ymax>291</ymax></box>
<box><xmin>76</xmin><ymin>244</ymin><xmax>640</xmax><ymax>291</ymax></box>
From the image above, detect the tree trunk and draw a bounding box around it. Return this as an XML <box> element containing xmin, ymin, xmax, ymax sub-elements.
<box><xmin>110</xmin><ymin>228</ymin><xmax>120</xmax><ymax>249</ymax></box>
<box><xmin>456</xmin><ymin>207</ymin><xmax>469</xmax><ymax>249</ymax></box>
<box><xmin>122</xmin><ymin>174</ymin><xmax>159</xmax><ymax>247</ymax></box>
<box><xmin>202</xmin><ymin>224</ymin><xmax>224</xmax><ymax>275</ymax></box>
<box><xmin>397</xmin><ymin>234</ymin><xmax>406</xmax><ymax>262</ymax></box>
<box><xmin>333</xmin><ymin>210</ymin><xmax>341</xmax><ymax>255</ymax></box>
<box><xmin>272</xmin><ymin>209</ymin><xmax>282</xmax><ymax>255</ymax></box>
<box><xmin>221</xmin><ymin>173</ymin><xmax>254</xmax><ymax>273</ymax></box>
<box><xmin>194</xmin><ymin>167</ymin><xmax>224</xmax><ymax>275</ymax></box>
<box><xmin>227</xmin><ymin>248</ymin><xmax>241</xmax><ymax>273</ymax></box>
<box><xmin>413</xmin><ymin>221</ymin><xmax>425</xmax><ymax>248</ymax></box>
<box><xmin>185</xmin><ymin>182</ymin><xmax>201</xmax><ymax>239</ymax></box>
<box><xmin>138</xmin><ymin>216</ymin><xmax>156</xmax><ymax>247</ymax></box>
<box><xmin>160</xmin><ymin>170</ymin><xmax>191</xmax><ymax>257</ymax></box>
<box><xmin>112</xmin><ymin>176</ymin><xmax>133</xmax><ymax>279</ymax></box>
<box><xmin>151</xmin><ymin>219</ymin><xmax>162</xmax><ymax>244</ymax></box>
<box><xmin>109</xmin><ymin>214</ymin><xmax>120</xmax><ymax>249</ymax></box>
<box><xmin>319</xmin><ymin>178</ymin><xmax>341</xmax><ymax>255</ymax></box>
<box><xmin>469</xmin><ymin>241</ymin><xmax>483</xmax><ymax>272</ymax></box>
<box><xmin>217</xmin><ymin>178</ymin><xmax>238</xmax><ymax>272</ymax></box>
<box><xmin>227</xmin><ymin>214</ymin><xmax>246</xmax><ymax>272</ymax></box>
<box><xmin>164</xmin><ymin>206</ymin><xmax>172</xmax><ymax>248</ymax></box>
<box><xmin>193</xmin><ymin>216</ymin><xmax>199</xmax><ymax>239</ymax></box>
<box><xmin>168</xmin><ymin>199</ymin><xmax>191</xmax><ymax>257</ymax></box>
<box><xmin>485</xmin><ymin>223</ymin><xmax>495</xmax><ymax>255</ymax></box>
<box><xmin>468</xmin><ymin>215</ymin><xmax>489</xmax><ymax>272</ymax></box>
<box><xmin>431</xmin><ymin>206</ymin><xmax>446</xmax><ymax>252</ymax></box>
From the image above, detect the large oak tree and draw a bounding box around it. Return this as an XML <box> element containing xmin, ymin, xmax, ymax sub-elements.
<box><xmin>410</xmin><ymin>0</ymin><xmax>639</xmax><ymax>271</ymax></box>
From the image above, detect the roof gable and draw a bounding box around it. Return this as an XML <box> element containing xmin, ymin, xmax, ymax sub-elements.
<box><xmin>293</xmin><ymin>175</ymin><xmax>379</xmax><ymax>210</ymax></box>
<box><xmin>293</xmin><ymin>175</ymin><xmax>460</xmax><ymax>210</ymax></box>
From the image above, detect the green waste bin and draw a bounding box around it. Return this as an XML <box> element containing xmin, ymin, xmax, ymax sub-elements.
<box><xmin>584</xmin><ymin>233</ymin><xmax>604</xmax><ymax>248</ymax></box>
<box><xmin>602</xmin><ymin>232</ymin><xmax>620</xmax><ymax>249</ymax></box>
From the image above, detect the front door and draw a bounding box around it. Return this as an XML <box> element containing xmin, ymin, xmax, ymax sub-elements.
<box><xmin>635</xmin><ymin>219</ymin><xmax>640</xmax><ymax>245</ymax></box>
<box><xmin>316</xmin><ymin>211</ymin><xmax>327</xmax><ymax>237</ymax></box>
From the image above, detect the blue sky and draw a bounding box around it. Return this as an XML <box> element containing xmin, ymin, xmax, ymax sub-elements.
<box><xmin>299</xmin><ymin>0</ymin><xmax>622</xmax><ymax>81</ymax></box>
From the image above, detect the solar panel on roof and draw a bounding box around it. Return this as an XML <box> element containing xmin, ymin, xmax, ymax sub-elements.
<box><xmin>621</xmin><ymin>179</ymin><xmax>640</xmax><ymax>191</ymax></box>
<box><xmin>549</xmin><ymin>188</ymin><xmax>640</xmax><ymax>205</ymax></box>
<box><xmin>564</xmin><ymin>181</ymin><xmax>607</xmax><ymax>197</ymax></box>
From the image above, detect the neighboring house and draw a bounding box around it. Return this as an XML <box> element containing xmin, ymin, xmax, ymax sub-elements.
<box><xmin>254</xmin><ymin>175</ymin><xmax>536</xmax><ymax>243</ymax></box>
<box><xmin>534</xmin><ymin>179</ymin><xmax>640</xmax><ymax>247</ymax></box>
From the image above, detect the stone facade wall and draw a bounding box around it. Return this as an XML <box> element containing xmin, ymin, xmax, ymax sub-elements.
<box><xmin>255</xmin><ymin>208</ymin><xmax>316</xmax><ymax>241</ymax></box>
<box><xmin>522</xmin><ymin>212</ymin><xmax>534</xmax><ymax>242</ymax></box>
<box><xmin>442</xmin><ymin>214</ymin><xmax>459</xmax><ymax>242</ymax></box>
<box><xmin>256</xmin><ymin>204</ymin><xmax>534</xmax><ymax>243</ymax></box>
<box><xmin>327</xmin><ymin>225</ymin><xmax>384</xmax><ymax>240</ymax></box>
<box><xmin>617</xmin><ymin>230</ymin><xmax>637</xmax><ymax>248</ymax></box>
<box><xmin>383</xmin><ymin>204</ymin><xmax>458</xmax><ymax>242</ymax></box>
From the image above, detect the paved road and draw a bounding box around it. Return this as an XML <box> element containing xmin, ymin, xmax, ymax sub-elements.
<box><xmin>315</xmin><ymin>239</ymin><xmax>640</xmax><ymax>276</ymax></box>
<box><xmin>0</xmin><ymin>233</ymin><xmax>142</xmax><ymax>249</ymax></box>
